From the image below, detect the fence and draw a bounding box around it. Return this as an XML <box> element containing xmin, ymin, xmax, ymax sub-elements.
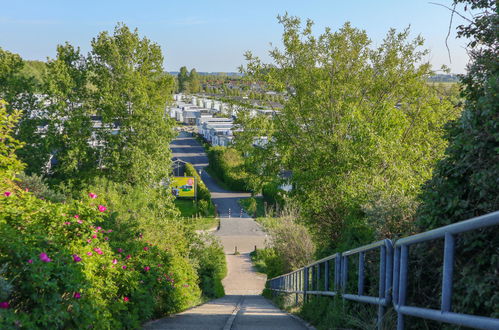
<box><xmin>267</xmin><ymin>211</ymin><xmax>499</xmax><ymax>330</ymax></box>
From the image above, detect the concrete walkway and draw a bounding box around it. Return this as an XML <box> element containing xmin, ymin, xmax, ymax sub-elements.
<box><xmin>144</xmin><ymin>132</ymin><xmax>308</xmax><ymax>329</ymax></box>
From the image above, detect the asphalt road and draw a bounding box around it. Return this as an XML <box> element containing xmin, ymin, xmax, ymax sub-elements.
<box><xmin>171</xmin><ymin>131</ymin><xmax>252</xmax><ymax>218</ymax></box>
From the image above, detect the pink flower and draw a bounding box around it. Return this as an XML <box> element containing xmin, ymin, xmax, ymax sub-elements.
<box><xmin>91</xmin><ymin>235</ymin><xmax>97</xmax><ymax>239</ymax></box>
<box><xmin>117</xmin><ymin>248</ymin><xmax>123</xmax><ymax>253</ymax></box>
<box><xmin>112</xmin><ymin>259</ymin><xmax>118</xmax><ymax>264</ymax></box>
<box><xmin>73</xmin><ymin>254</ymin><xmax>82</xmax><ymax>262</ymax></box>
<box><xmin>143</xmin><ymin>247</ymin><xmax>149</xmax><ymax>251</ymax></box>
<box><xmin>4</xmin><ymin>192</ymin><xmax>11</xmax><ymax>197</ymax></box>
<box><xmin>98</xmin><ymin>205</ymin><xmax>106</xmax><ymax>212</ymax></box>
<box><xmin>64</xmin><ymin>221</ymin><xmax>71</xmax><ymax>225</ymax></box>
<box><xmin>74</xmin><ymin>214</ymin><xmax>79</xmax><ymax>219</ymax></box>
<box><xmin>126</xmin><ymin>254</ymin><xmax>131</xmax><ymax>260</ymax></box>
<box><xmin>77</xmin><ymin>219</ymin><xmax>83</xmax><ymax>224</ymax></box>
<box><xmin>93</xmin><ymin>248</ymin><xmax>103</xmax><ymax>255</ymax></box>
<box><xmin>87</xmin><ymin>239</ymin><xmax>92</xmax><ymax>243</ymax></box>
<box><xmin>25</xmin><ymin>188</ymin><xmax>29</xmax><ymax>192</ymax></box>
<box><xmin>107</xmin><ymin>229</ymin><xmax>113</xmax><ymax>233</ymax></box>
<box><xmin>123</xmin><ymin>297</ymin><xmax>129</xmax><ymax>302</ymax></box>
<box><xmin>157</xmin><ymin>264</ymin><xmax>162</xmax><ymax>267</ymax></box>
<box><xmin>144</xmin><ymin>266</ymin><xmax>150</xmax><ymax>271</ymax></box>
<box><xmin>139</xmin><ymin>233</ymin><xmax>143</xmax><ymax>238</ymax></box>
<box><xmin>0</xmin><ymin>302</ymin><xmax>9</xmax><ymax>309</ymax></box>
<box><xmin>96</xmin><ymin>226</ymin><xmax>102</xmax><ymax>230</ymax></box>
<box><xmin>39</xmin><ymin>252</ymin><xmax>51</xmax><ymax>262</ymax></box>
<box><xmin>122</xmin><ymin>265</ymin><xmax>127</xmax><ymax>270</ymax></box>
<box><xmin>104</xmin><ymin>237</ymin><xmax>109</xmax><ymax>241</ymax></box>
<box><xmin>87</xmin><ymin>252</ymin><xmax>93</xmax><ymax>256</ymax></box>
<box><xmin>88</xmin><ymin>193</ymin><xmax>97</xmax><ymax>199</ymax></box>
<box><xmin>73</xmin><ymin>292</ymin><xmax>81</xmax><ymax>299</ymax></box>
<box><xmin>183</xmin><ymin>284</ymin><xmax>189</xmax><ymax>288</ymax></box>
<box><xmin>27</xmin><ymin>259</ymin><xmax>33</xmax><ymax>264</ymax></box>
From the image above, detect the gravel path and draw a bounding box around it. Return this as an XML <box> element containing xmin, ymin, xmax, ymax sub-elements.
<box><xmin>145</xmin><ymin>131</ymin><xmax>308</xmax><ymax>329</ymax></box>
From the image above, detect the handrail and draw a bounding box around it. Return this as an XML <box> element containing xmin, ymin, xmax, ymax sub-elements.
<box><xmin>393</xmin><ymin>211</ymin><xmax>499</xmax><ymax>330</ymax></box>
<box><xmin>266</xmin><ymin>210</ymin><xmax>499</xmax><ymax>330</ymax></box>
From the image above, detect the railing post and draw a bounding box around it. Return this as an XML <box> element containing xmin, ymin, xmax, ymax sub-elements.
<box><xmin>342</xmin><ymin>255</ymin><xmax>349</xmax><ymax>291</ymax></box>
<box><xmin>335</xmin><ymin>253</ymin><xmax>342</xmax><ymax>291</ymax></box>
<box><xmin>317</xmin><ymin>263</ymin><xmax>321</xmax><ymax>290</ymax></box>
<box><xmin>304</xmin><ymin>267</ymin><xmax>309</xmax><ymax>303</ymax></box>
<box><xmin>397</xmin><ymin>245</ymin><xmax>409</xmax><ymax>330</ymax></box>
<box><xmin>325</xmin><ymin>260</ymin><xmax>329</xmax><ymax>291</ymax></box>
<box><xmin>358</xmin><ymin>252</ymin><xmax>365</xmax><ymax>296</ymax></box>
<box><xmin>441</xmin><ymin>233</ymin><xmax>455</xmax><ymax>312</ymax></box>
<box><xmin>378</xmin><ymin>245</ymin><xmax>386</xmax><ymax>330</ymax></box>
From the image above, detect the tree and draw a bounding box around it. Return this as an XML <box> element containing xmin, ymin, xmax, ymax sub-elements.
<box><xmin>177</xmin><ymin>66</ymin><xmax>189</xmax><ymax>92</ymax></box>
<box><xmin>189</xmin><ymin>68</ymin><xmax>201</xmax><ymax>93</ymax></box>
<box><xmin>0</xmin><ymin>48</ymin><xmax>46</xmax><ymax>175</ymax></box>
<box><xmin>89</xmin><ymin>24</ymin><xmax>176</xmax><ymax>185</ymax></box>
<box><xmin>0</xmin><ymin>100</ymin><xmax>24</xmax><ymax>192</ymax></box>
<box><xmin>242</xmin><ymin>15</ymin><xmax>460</xmax><ymax>251</ymax></box>
<box><xmin>42</xmin><ymin>43</ymin><xmax>96</xmax><ymax>185</ymax></box>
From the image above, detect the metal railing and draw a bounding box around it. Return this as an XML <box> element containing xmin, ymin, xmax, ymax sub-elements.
<box><xmin>266</xmin><ymin>211</ymin><xmax>499</xmax><ymax>330</ymax></box>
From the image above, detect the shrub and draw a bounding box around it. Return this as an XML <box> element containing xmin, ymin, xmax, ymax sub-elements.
<box><xmin>262</xmin><ymin>181</ymin><xmax>286</xmax><ymax>207</ymax></box>
<box><xmin>0</xmin><ymin>190</ymin><xmax>201</xmax><ymax>328</ymax></box>
<box><xmin>184</xmin><ymin>162</ymin><xmax>213</xmax><ymax>214</ymax></box>
<box><xmin>189</xmin><ymin>234</ymin><xmax>227</xmax><ymax>299</ymax></box>
<box><xmin>16</xmin><ymin>172</ymin><xmax>66</xmax><ymax>203</ymax></box>
<box><xmin>207</xmin><ymin>147</ymin><xmax>250</xmax><ymax>192</ymax></box>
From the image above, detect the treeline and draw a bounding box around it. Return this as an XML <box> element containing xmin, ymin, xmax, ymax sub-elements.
<box><xmin>235</xmin><ymin>3</ymin><xmax>498</xmax><ymax>327</ymax></box>
<box><xmin>0</xmin><ymin>24</ymin><xmax>226</xmax><ymax>328</ymax></box>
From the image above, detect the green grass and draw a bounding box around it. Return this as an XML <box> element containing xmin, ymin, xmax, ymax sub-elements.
<box><xmin>174</xmin><ymin>199</ymin><xmax>218</xmax><ymax>230</ymax></box>
<box><xmin>174</xmin><ymin>199</ymin><xmax>200</xmax><ymax>217</ymax></box>
<box><xmin>255</xmin><ymin>216</ymin><xmax>282</xmax><ymax>230</ymax></box>
<box><xmin>188</xmin><ymin>216</ymin><xmax>219</xmax><ymax>231</ymax></box>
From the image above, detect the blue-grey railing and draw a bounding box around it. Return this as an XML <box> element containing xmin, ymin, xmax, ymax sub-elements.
<box><xmin>267</xmin><ymin>211</ymin><xmax>499</xmax><ymax>330</ymax></box>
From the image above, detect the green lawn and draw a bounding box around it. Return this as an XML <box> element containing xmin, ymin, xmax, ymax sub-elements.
<box><xmin>174</xmin><ymin>199</ymin><xmax>218</xmax><ymax>231</ymax></box>
<box><xmin>174</xmin><ymin>199</ymin><xmax>200</xmax><ymax>217</ymax></box>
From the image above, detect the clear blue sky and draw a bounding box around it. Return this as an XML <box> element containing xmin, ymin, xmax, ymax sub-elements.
<box><xmin>0</xmin><ymin>0</ymin><xmax>471</xmax><ymax>73</ymax></box>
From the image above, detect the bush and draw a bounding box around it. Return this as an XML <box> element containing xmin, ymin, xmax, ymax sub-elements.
<box><xmin>16</xmin><ymin>172</ymin><xmax>66</xmax><ymax>203</ymax></box>
<box><xmin>189</xmin><ymin>234</ymin><xmax>226</xmax><ymax>299</ymax></box>
<box><xmin>207</xmin><ymin>147</ymin><xmax>250</xmax><ymax>192</ymax></box>
<box><xmin>0</xmin><ymin>190</ymin><xmax>201</xmax><ymax>328</ymax></box>
<box><xmin>262</xmin><ymin>181</ymin><xmax>286</xmax><ymax>208</ymax></box>
<box><xmin>184</xmin><ymin>162</ymin><xmax>213</xmax><ymax>215</ymax></box>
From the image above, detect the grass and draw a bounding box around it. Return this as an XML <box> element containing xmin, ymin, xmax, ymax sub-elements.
<box><xmin>174</xmin><ymin>199</ymin><xmax>218</xmax><ymax>231</ymax></box>
<box><xmin>188</xmin><ymin>216</ymin><xmax>219</xmax><ymax>231</ymax></box>
<box><xmin>174</xmin><ymin>199</ymin><xmax>201</xmax><ymax>217</ymax></box>
<box><xmin>255</xmin><ymin>216</ymin><xmax>282</xmax><ymax>230</ymax></box>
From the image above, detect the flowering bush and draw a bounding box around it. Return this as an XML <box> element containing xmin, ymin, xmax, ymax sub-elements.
<box><xmin>0</xmin><ymin>190</ymin><xmax>202</xmax><ymax>328</ymax></box>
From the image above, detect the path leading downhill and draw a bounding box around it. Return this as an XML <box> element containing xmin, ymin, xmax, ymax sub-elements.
<box><xmin>144</xmin><ymin>131</ymin><xmax>308</xmax><ymax>329</ymax></box>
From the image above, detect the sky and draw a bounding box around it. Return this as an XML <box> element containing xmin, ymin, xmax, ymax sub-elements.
<box><xmin>0</xmin><ymin>0</ymin><xmax>472</xmax><ymax>73</ymax></box>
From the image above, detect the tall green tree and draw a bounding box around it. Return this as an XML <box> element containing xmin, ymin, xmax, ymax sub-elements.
<box><xmin>242</xmin><ymin>15</ymin><xmax>460</xmax><ymax>250</ymax></box>
<box><xmin>189</xmin><ymin>68</ymin><xmax>201</xmax><ymax>93</ymax></box>
<box><xmin>0</xmin><ymin>48</ymin><xmax>47</xmax><ymax>175</ymax></box>
<box><xmin>89</xmin><ymin>24</ymin><xmax>176</xmax><ymax>185</ymax></box>
<box><xmin>43</xmin><ymin>43</ymin><xmax>96</xmax><ymax>185</ymax></box>
<box><xmin>177</xmin><ymin>66</ymin><xmax>189</xmax><ymax>92</ymax></box>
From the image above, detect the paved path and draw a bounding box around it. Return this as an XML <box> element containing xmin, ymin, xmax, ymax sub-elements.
<box><xmin>144</xmin><ymin>132</ymin><xmax>307</xmax><ymax>329</ymax></box>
